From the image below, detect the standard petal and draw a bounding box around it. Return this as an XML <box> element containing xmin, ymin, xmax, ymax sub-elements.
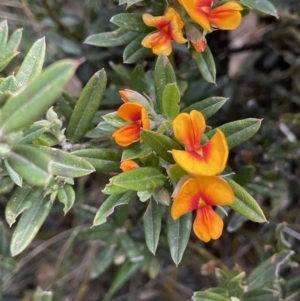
<box><xmin>117</xmin><ymin>103</ymin><xmax>143</xmax><ymax>122</ymax></box>
<box><xmin>142</xmin><ymin>14</ymin><xmax>169</xmax><ymax>29</ymax></box>
<box><xmin>179</xmin><ymin>0</ymin><xmax>213</xmax><ymax>32</ymax></box>
<box><xmin>173</xmin><ymin>110</ymin><xmax>206</xmax><ymax>151</ymax></box>
<box><xmin>209</xmin><ymin>2</ymin><xmax>243</xmax><ymax>30</ymax></box>
<box><xmin>193</xmin><ymin>206</ymin><xmax>223</xmax><ymax>242</ymax></box>
<box><xmin>112</xmin><ymin>124</ymin><xmax>140</xmax><ymax>147</ymax></box>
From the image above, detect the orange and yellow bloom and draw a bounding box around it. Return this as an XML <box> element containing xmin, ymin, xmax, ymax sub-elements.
<box><xmin>120</xmin><ymin>160</ymin><xmax>139</xmax><ymax>172</ymax></box>
<box><xmin>142</xmin><ymin>8</ymin><xmax>187</xmax><ymax>55</ymax></box>
<box><xmin>172</xmin><ymin>110</ymin><xmax>228</xmax><ymax>176</ymax></box>
<box><xmin>179</xmin><ymin>0</ymin><xmax>243</xmax><ymax>32</ymax></box>
<box><xmin>112</xmin><ymin>103</ymin><xmax>150</xmax><ymax>147</ymax></box>
<box><xmin>171</xmin><ymin>175</ymin><xmax>234</xmax><ymax>241</ymax></box>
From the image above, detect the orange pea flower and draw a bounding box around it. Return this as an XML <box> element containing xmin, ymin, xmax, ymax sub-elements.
<box><xmin>141</xmin><ymin>8</ymin><xmax>187</xmax><ymax>56</ymax></box>
<box><xmin>172</xmin><ymin>110</ymin><xmax>228</xmax><ymax>176</ymax></box>
<box><xmin>112</xmin><ymin>103</ymin><xmax>150</xmax><ymax>147</ymax></box>
<box><xmin>120</xmin><ymin>160</ymin><xmax>139</xmax><ymax>172</ymax></box>
<box><xmin>179</xmin><ymin>0</ymin><xmax>243</xmax><ymax>32</ymax></box>
<box><xmin>171</xmin><ymin>176</ymin><xmax>234</xmax><ymax>242</ymax></box>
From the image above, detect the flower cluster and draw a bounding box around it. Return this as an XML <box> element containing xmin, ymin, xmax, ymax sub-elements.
<box><xmin>141</xmin><ymin>0</ymin><xmax>243</xmax><ymax>55</ymax></box>
<box><xmin>110</xmin><ymin>89</ymin><xmax>234</xmax><ymax>242</ymax></box>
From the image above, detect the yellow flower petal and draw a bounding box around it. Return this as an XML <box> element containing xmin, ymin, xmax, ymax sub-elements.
<box><xmin>193</xmin><ymin>206</ymin><xmax>224</xmax><ymax>242</ymax></box>
<box><xmin>173</xmin><ymin>110</ymin><xmax>206</xmax><ymax>151</ymax></box>
<box><xmin>112</xmin><ymin>124</ymin><xmax>140</xmax><ymax>147</ymax></box>
<box><xmin>172</xmin><ymin>128</ymin><xmax>228</xmax><ymax>176</ymax></box>
<box><xmin>179</xmin><ymin>0</ymin><xmax>213</xmax><ymax>32</ymax></box>
<box><xmin>171</xmin><ymin>175</ymin><xmax>234</xmax><ymax>220</ymax></box>
<box><xmin>209</xmin><ymin>2</ymin><xmax>243</xmax><ymax>30</ymax></box>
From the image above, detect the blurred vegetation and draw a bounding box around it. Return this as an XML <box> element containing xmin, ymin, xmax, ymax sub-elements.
<box><xmin>1</xmin><ymin>0</ymin><xmax>300</xmax><ymax>300</ymax></box>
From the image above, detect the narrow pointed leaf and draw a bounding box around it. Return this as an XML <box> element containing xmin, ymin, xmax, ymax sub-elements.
<box><xmin>15</xmin><ymin>37</ymin><xmax>45</xmax><ymax>87</ymax></box>
<box><xmin>58</xmin><ymin>184</ymin><xmax>75</xmax><ymax>215</ymax></box>
<box><xmin>4</xmin><ymin>158</ymin><xmax>22</xmax><ymax>186</ymax></box>
<box><xmin>167</xmin><ymin>210</ymin><xmax>192</xmax><ymax>266</ymax></box>
<box><xmin>67</xmin><ymin>69</ymin><xmax>107</xmax><ymax>142</ymax></box>
<box><xmin>72</xmin><ymin>148</ymin><xmax>121</xmax><ymax>172</ymax></box>
<box><xmin>243</xmin><ymin>288</ymin><xmax>279</xmax><ymax>301</ymax></box>
<box><xmin>123</xmin><ymin>33</ymin><xmax>151</xmax><ymax>64</ymax></box>
<box><xmin>121</xmin><ymin>143</ymin><xmax>152</xmax><ymax>161</ymax></box>
<box><xmin>192</xmin><ymin>291</ymin><xmax>228</xmax><ymax>301</ymax></box>
<box><xmin>0</xmin><ymin>75</ymin><xmax>18</xmax><ymax>93</ymax></box>
<box><xmin>10</xmin><ymin>195</ymin><xmax>53</xmax><ymax>256</ymax></box>
<box><xmin>7</xmin><ymin>145</ymin><xmax>52</xmax><ymax>186</ymax></box>
<box><xmin>93</xmin><ymin>191</ymin><xmax>135</xmax><ymax>226</ymax></box>
<box><xmin>183</xmin><ymin>97</ymin><xmax>227</xmax><ymax>119</ymax></box>
<box><xmin>37</xmin><ymin>146</ymin><xmax>95</xmax><ymax>177</ymax></box>
<box><xmin>5</xmin><ymin>28</ymin><xmax>23</xmax><ymax>52</ymax></box>
<box><xmin>0</xmin><ymin>51</ymin><xmax>19</xmax><ymax>72</ymax></box>
<box><xmin>226</xmin><ymin>179</ymin><xmax>266</xmax><ymax>223</ymax></box>
<box><xmin>84</xmin><ymin>28</ymin><xmax>140</xmax><ymax>47</ymax></box>
<box><xmin>140</xmin><ymin>129</ymin><xmax>181</xmax><ymax>163</ymax></box>
<box><xmin>0</xmin><ymin>59</ymin><xmax>78</xmax><ymax>134</ymax></box>
<box><xmin>57</xmin><ymin>92</ymin><xmax>76</xmax><ymax>121</ymax></box>
<box><xmin>20</xmin><ymin>124</ymin><xmax>46</xmax><ymax>144</ymax></box>
<box><xmin>0</xmin><ymin>20</ymin><xmax>8</xmax><ymax>52</ymax></box>
<box><xmin>154</xmin><ymin>54</ymin><xmax>176</xmax><ymax>113</ymax></box>
<box><xmin>162</xmin><ymin>83</ymin><xmax>180</xmax><ymax>120</ymax></box>
<box><xmin>129</xmin><ymin>64</ymin><xmax>147</xmax><ymax>93</ymax></box>
<box><xmin>110</xmin><ymin>13</ymin><xmax>150</xmax><ymax>32</ymax></box>
<box><xmin>103</xmin><ymin>167</ymin><xmax>167</xmax><ymax>195</ymax></box>
<box><xmin>206</xmin><ymin>118</ymin><xmax>262</xmax><ymax>149</ymax></box>
<box><xmin>143</xmin><ymin>199</ymin><xmax>162</xmax><ymax>255</ymax></box>
<box><xmin>247</xmin><ymin>250</ymin><xmax>294</xmax><ymax>290</ymax></box>
<box><xmin>240</xmin><ymin>0</ymin><xmax>278</xmax><ymax>17</ymax></box>
<box><xmin>191</xmin><ymin>46</ymin><xmax>216</xmax><ymax>84</ymax></box>
<box><xmin>5</xmin><ymin>186</ymin><xmax>44</xmax><ymax>227</ymax></box>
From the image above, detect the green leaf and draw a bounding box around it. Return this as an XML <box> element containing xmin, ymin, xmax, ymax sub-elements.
<box><xmin>103</xmin><ymin>167</ymin><xmax>167</xmax><ymax>195</ymax></box>
<box><xmin>239</xmin><ymin>0</ymin><xmax>278</xmax><ymax>17</ymax></box>
<box><xmin>33</xmin><ymin>132</ymin><xmax>59</xmax><ymax>147</ymax></box>
<box><xmin>37</xmin><ymin>146</ymin><xmax>95</xmax><ymax>178</ymax></box>
<box><xmin>0</xmin><ymin>176</ymin><xmax>14</xmax><ymax>194</ymax></box>
<box><xmin>183</xmin><ymin>97</ymin><xmax>228</xmax><ymax>119</ymax></box>
<box><xmin>78</xmin><ymin>223</ymin><xmax>115</xmax><ymax>241</ymax></box>
<box><xmin>19</xmin><ymin>124</ymin><xmax>46</xmax><ymax>144</ymax></box>
<box><xmin>110</xmin><ymin>13</ymin><xmax>150</xmax><ymax>32</ymax></box>
<box><xmin>0</xmin><ymin>51</ymin><xmax>19</xmax><ymax>72</ymax></box>
<box><xmin>123</xmin><ymin>33</ymin><xmax>151</xmax><ymax>63</ymax></box>
<box><xmin>121</xmin><ymin>143</ymin><xmax>152</xmax><ymax>161</ymax></box>
<box><xmin>152</xmin><ymin>187</ymin><xmax>171</xmax><ymax>206</ymax></box>
<box><xmin>243</xmin><ymin>288</ymin><xmax>279</xmax><ymax>301</ymax></box>
<box><xmin>15</xmin><ymin>37</ymin><xmax>46</xmax><ymax>87</ymax></box>
<box><xmin>57</xmin><ymin>92</ymin><xmax>76</xmax><ymax>121</ymax></box>
<box><xmin>0</xmin><ymin>75</ymin><xmax>18</xmax><ymax>93</ymax></box>
<box><xmin>72</xmin><ymin>148</ymin><xmax>122</xmax><ymax>173</ymax></box>
<box><xmin>93</xmin><ymin>191</ymin><xmax>135</xmax><ymax>226</ymax></box>
<box><xmin>102</xmin><ymin>111</ymin><xmax>129</xmax><ymax>128</ymax></box>
<box><xmin>84</xmin><ymin>28</ymin><xmax>140</xmax><ymax>47</ymax></box>
<box><xmin>10</xmin><ymin>195</ymin><xmax>53</xmax><ymax>256</ymax></box>
<box><xmin>226</xmin><ymin>178</ymin><xmax>266</xmax><ymax>223</ymax></box>
<box><xmin>0</xmin><ymin>20</ymin><xmax>8</xmax><ymax>52</ymax></box>
<box><xmin>191</xmin><ymin>46</ymin><xmax>216</xmax><ymax>84</ymax></box>
<box><xmin>129</xmin><ymin>64</ymin><xmax>147</xmax><ymax>93</ymax></box>
<box><xmin>4</xmin><ymin>158</ymin><xmax>22</xmax><ymax>186</ymax></box>
<box><xmin>5</xmin><ymin>28</ymin><xmax>23</xmax><ymax>52</ymax></box>
<box><xmin>0</xmin><ymin>257</ymin><xmax>17</xmax><ymax>273</ymax></box>
<box><xmin>280</xmin><ymin>113</ymin><xmax>300</xmax><ymax>126</ymax></box>
<box><xmin>167</xmin><ymin>211</ymin><xmax>192</xmax><ymax>266</ymax></box>
<box><xmin>154</xmin><ymin>54</ymin><xmax>176</xmax><ymax>113</ymax></box>
<box><xmin>206</xmin><ymin>118</ymin><xmax>262</xmax><ymax>149</ymax></box>
<box><xmin>247</xmin><ymin>250</ymin><xmax>294</xmax><ymax>290</ymax></box>
<box><xmin>7</xmin><ymin>145</ymin><xmax>52</xmax><ymax>186</ymax></box>
<box><xmin>227</xmin><ymin>272</ymin><xmax>245</xmax><ymax>299</ymax></box>
<box><xmin>67</xmin><ymin>69</ymin><xmax>107</xmax><ymax>142</ymax></box>
<box><xmin>0</xmin><ymin>59</ymin><xmax>78</xmax><ymax>134</ymax></box>
<box><xmin>192</xmin><ymin>291</ymin><xmax>229</xmax><ymax>301</ymax></box>
<box><xmin>143</xmin><ymin>200</ymin><xmax>162</xmax><ymax>255</ymax></box>
<box><xmin>33</xmin><ymin>286</ymin><xmax>53</xmax><ymax>301</ymax></box>
<box><xmin>140</xmin><ymin>129</ymin><xmax>181</xmax><ymax>163</ymax></box>
<box><xmin>58</xmin><ymin>184</ymin><xmax>75</xmax><ymax>215</ymax></box>
<box><xmin>0</xmin><ymin>221</ymin><xmax>9</xmax><ymax>255</ymax></box>
<box><xmin>5</xmin><ymin>186</ymin><xmax>43</xmax><ymax>227</ymax></box>
<box><xmin>118</xmin><ymin>233</ymin><xmax>144</xmax><ymax>261</ymax></box>
<box><xmin>162</xmin><ymin>83</ymin><xmax>180</xmax><ymax>120</ymax></box>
